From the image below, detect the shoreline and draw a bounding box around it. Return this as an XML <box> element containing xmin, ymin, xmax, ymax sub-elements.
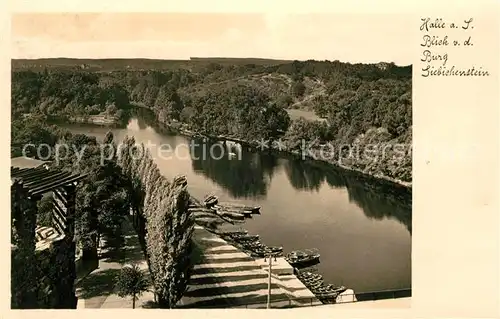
<box><xmin>46</xmin><ymin>115</ymin><xmax>129</xmax><ymax>129</ymax></box>
<box><xmin>174</xmin><ymin>128</ymin><xmax>412</xmax><ymax>190</ymax></box>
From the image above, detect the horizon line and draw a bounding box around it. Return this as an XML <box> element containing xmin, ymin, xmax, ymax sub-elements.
<box><xmin>11</xmin><ymin>56</ymin><xmax>413</xmax><ymax>67</ymax></box>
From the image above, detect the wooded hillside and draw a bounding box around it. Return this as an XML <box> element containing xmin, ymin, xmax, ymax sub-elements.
<box><xmin>11</xmin><ymin>58</ymin><xmax>412</xmax><ymax>184</ymax></box>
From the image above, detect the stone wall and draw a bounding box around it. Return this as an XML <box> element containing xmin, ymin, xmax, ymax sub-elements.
<box><xmin>35</xmin><ymin>236</ymin><xmax>78</xmax><ymax>308</ymax></box>
<box><xmin>12</xmin><ymin>234</ymin><xmax>78</xmax><ymax>309</ymax></box>
<box><xmin>11</xmin><ymin>183</ymin><xmax>39</xmax><ymax>308</ymax></box>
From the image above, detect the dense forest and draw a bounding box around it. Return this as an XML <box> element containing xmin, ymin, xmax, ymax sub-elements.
<box><xmin>11</xmin><ymin>58</ymin><xmax>412</xmax><ymax>184</ymax></box>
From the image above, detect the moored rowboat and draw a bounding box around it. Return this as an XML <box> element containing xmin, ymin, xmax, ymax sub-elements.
<box><xmin>285</xmin><ymin>249</ymin><xmax>321</xmax><ymax>267</ymax></box>
<box><xmin>214</xmin><ymin>206</ymin><xmax>254</xmax><ymax>215</ymax></box>
<box><xmin>216</xmin><ymin>202</ymin><xmax>261</xmax><ymax>213</ymax></box>
<box><xmin>217</xmin><ymin>210</ymin><xmax>245</xmax><ymax>220</ymax></box>
<box><xmin>204</xmin><ymin>194</ymin><xmax>219</xmax><ymax>207</ymax></box>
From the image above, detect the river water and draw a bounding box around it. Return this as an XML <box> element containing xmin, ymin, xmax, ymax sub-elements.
<box><xmin>61</xmin><ymin>117</ymin><xmax>412</xmax><ymax>293</ymax></box>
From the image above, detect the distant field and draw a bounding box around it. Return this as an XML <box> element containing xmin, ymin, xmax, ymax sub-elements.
<box><xmin>286</xmin><ymin>109</ymin><xmax>327</xmax><ymax>122</ymax></box>
<box><xmin>11</xmin><ymin>57</ymin><xmax>293</xmax><ymax>71</ymax></box>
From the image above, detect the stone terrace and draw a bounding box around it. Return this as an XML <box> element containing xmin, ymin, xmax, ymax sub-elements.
<box><xmin>178</xmin><ymin>226</ymin><xmax>321</xmax><ymax>308</ymax></box>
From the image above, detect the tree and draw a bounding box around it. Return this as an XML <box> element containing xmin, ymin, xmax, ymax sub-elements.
<box><xmin>115</xmin><ymin>264</ymin><xmax>151</xmax><ymax>309</ymax></box>
<box><xmin>292</xmin><ymin>81</ymin><xmax>306</xmax><ymax>97</ymax></box>
<box><xmin>36</xmin><ymin>195</ymin><xmax>54</xmax><ymax>227</ymax></box>
<box><xmin>276</xmin><ymin>94</ymin><xmax>293</xmax><ymax>108</ymax></box>
<box><xmin>51</xmin><ymin>131</ymin><xmax>132</xmax><ymax>261</ymax></box>
<box><xmin>145</xmin><ymin>176</ymin><xmax>194</xmax><ymax>308</ymax></box>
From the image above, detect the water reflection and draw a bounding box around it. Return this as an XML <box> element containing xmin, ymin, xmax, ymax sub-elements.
<box><xmin>284</xmin><ymin>159</ymin><xmax>325</xmax><ymax>191</ymax></box>
<box><xmin>136</xmin><ymin>115</ymin><xmax>149</xmax><ymax>130</ymax></box>
<box><xmin>189</xmin><ymin>138</ymin><xmax>278</xmax><ymax>199</ymax></box>
<box><xmin>189</xmin><ymin>139</ymin><xmax>411</xmax><ymax>234</ymax></box>
<box><xmin>344</xmin><ymin>176</ymin><xmax>412</xmax><ymax>234</ymax></box>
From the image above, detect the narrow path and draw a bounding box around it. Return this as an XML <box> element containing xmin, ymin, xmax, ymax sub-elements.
<box><xmin>75</xmin><ymin>218</ymin><xmax>154</xmax><ymax>308</ymax></box>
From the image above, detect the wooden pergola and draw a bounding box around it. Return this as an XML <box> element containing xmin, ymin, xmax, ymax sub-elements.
<box><xmin>11</xmin><ymin>165</ymin><xmax>86</xmax><ymax>196</ymax></box>
<box><xmin>11</xmin><ymin>165</ymin><xmax>87</xmax><ymax>238</ymax></box>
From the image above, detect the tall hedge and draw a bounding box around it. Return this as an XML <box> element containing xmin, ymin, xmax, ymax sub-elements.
<box><xmin>117</xmin><ymin>136</ymin><xmax>194</xmax><ymax>308</ymax></box>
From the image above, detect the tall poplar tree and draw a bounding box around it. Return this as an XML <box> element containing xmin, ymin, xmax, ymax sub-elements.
<box><xmin>116</xmin><ymin>136</ymin><xmax>194</xmax><ymax>308</ymax></box>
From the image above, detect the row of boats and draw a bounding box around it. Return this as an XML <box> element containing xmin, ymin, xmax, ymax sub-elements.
<box><xmin>218</xmin><ymin>230</ymin><xmax>284</xmax><ymax>258</ymax></box>
<box><xmin>195</xmin><ymin>195</ymin><xmax>323</xmax><ymax>267</ymax></box>
<box><xmin>218</xmin><ymin>229</ymin><xmax>322</xmax><ymax>268</ymax></box>
<box><xmin>195</xmin><ymin>195</ymin><xmax>262</xmax><ymax>223</ymax></box>
<box><xmin>296</xmin><ymin>270</ymin><xmax>348</xmax><ymax>302</ymax></box>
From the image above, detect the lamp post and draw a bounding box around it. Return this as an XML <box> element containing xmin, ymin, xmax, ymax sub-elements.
<box><xmin>264</xmin><ymin>253</ymin><xmax>278</xmax><ymax>309</ymax></box>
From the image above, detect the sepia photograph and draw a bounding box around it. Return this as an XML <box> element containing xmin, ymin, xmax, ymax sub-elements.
<box><xmin>10</xmin><ymin>12</ymin><xmax>413</xmax><ymax>309</ymax></box>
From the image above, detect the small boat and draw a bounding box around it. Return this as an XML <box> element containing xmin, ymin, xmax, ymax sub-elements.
<box><xmin>173</xmin><ymin>175</ymin><xmax>187</xmax><ymax>187</ymax></box>
<box><xmin>214</xmin><ymin>206</ymin><xmax>254</xmax><ymax>216</ymax></box>
<box><xmin>313</xmin><ymin>285</ymin><xmax>347</xmax><ymax>295</ymax></box>
<box><xmin>217</xmin><ymin>203</ymin><xmax>261</xmax><ymax>213</ymax></box>
<box><xmin>315</xmin><ymin>292</ymin><xmax>340</xmax><ymax>299</ymax></box>
<box><xmin>307</xmin><ymin>281</ymin><xmax>325</xmax><ymax>289</ymax></box>
<box><xmin>231</xmin><ymin>234</ymin><xmax>259</xmax><ymax>241</ymax></box>
<box><xmin>204</xmin><ymin>194</ymin><xmax>219</xmax><ymax>207</ymax></box>
<box><xmin>312</xmin><ymin>285</ymin><xmax>330</xmax><ymax>292</ymax></box>
<box><xmin>217</xmin><ymin>210</ymin><xmax>245</xmax><ymax>220</ymax></box>
<box><xmin>188</xmin><ymin>207</ymin><xmax>216</xmax><ymax>213</ymax></box>
<box><xmin>301</xmin><ymin>274</ymin><xmax>323</xmax><ymax>283</ymax></box>
<box><xmin>285</xmin><ymin>249</ymin><xmax>321</xmax><ymax>267</ymax></box>
<box><xmin>232</xmin><ymin>238</ymin><xmax>259</xmax><ymax>246</ymax></box>
<box><xmin>215</xmin><ymin>214</ymin><xmax>237</xmax><ymax>225</ymax></box>
<box><xmin>249</xmin><ymin>247</ymin><xmax>283</xmax><ymax>258</ymax></box>
<box><xmin>331</xmin><ymin>286</ymin><xmax>347</xmax><ymax>294</ymax></box>
<box><xmin>264</xmin><ymin>246</ymin><xmax>284</xmax><ymax>253</ymax></box>
<box><xmin>232</xmin><ymin>219</ymin><xmax>246</xmax><ymax>224</ymax></box>
<box><xmin>298</xmin><ymin>272</ymin><xmax>323</xmax><ymax>282</ymax></box>
<box><xmin>221</xmin><ymin>230</ymin><xmax>248</xmax><ymax>236</ymax></box>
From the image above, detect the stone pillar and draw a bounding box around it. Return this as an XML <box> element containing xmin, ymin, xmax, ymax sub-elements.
<box><xmin>48</xmin><ymin>237</ymin><xmax>78</xmax><ymax>308</ymax></box>
<box><xmin>11</xmin><ymin>182</ymin><xmax>41</xmax><ymax>309</ymax></box>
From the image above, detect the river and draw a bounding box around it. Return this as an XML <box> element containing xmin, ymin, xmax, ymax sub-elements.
<box><xmin>61</xmin><ymin>116</ymin><xmax>412</xmax><ymax>293</ymax></box>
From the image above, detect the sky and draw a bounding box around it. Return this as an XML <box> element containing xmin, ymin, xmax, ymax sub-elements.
<box><xmin>11</xmin><ymin>13</ymin><xmax>413</xmax><ymax>65</ymax></box>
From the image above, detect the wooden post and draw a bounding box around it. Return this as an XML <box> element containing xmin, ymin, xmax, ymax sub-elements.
<box><xmin>63</xmin><ymin>184</ymin><xmax>77</xmax><ymax>241</ymax></box>
<box><xmin>62</xmin><ymin>183</ymin><xmax>78</xmax><ymax>309</ymax></box>
<box><xmin>266</xmin><ymin>254</ymin><xmax>272</xmax><ymax>309</ymax></box>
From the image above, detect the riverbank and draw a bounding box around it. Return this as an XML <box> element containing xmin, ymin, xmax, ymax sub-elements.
<box><xmin>176</xmin><ymin>129</ymin><xmax>412</xmax><ymax>189</ymax></box>
<box><xmin>269</xmin><ymin>145</ymin><xmax>412</xmax><ymax>189</ymax></box>
<box><xmin>68</xmin><ymin>115</ymin><xmax>119</xmax><ymax>126</ymax></box>
<box><xmin>26</xmin><ymin>112</ymin><xmax>129</xmax><ymax>128</ymax></box>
